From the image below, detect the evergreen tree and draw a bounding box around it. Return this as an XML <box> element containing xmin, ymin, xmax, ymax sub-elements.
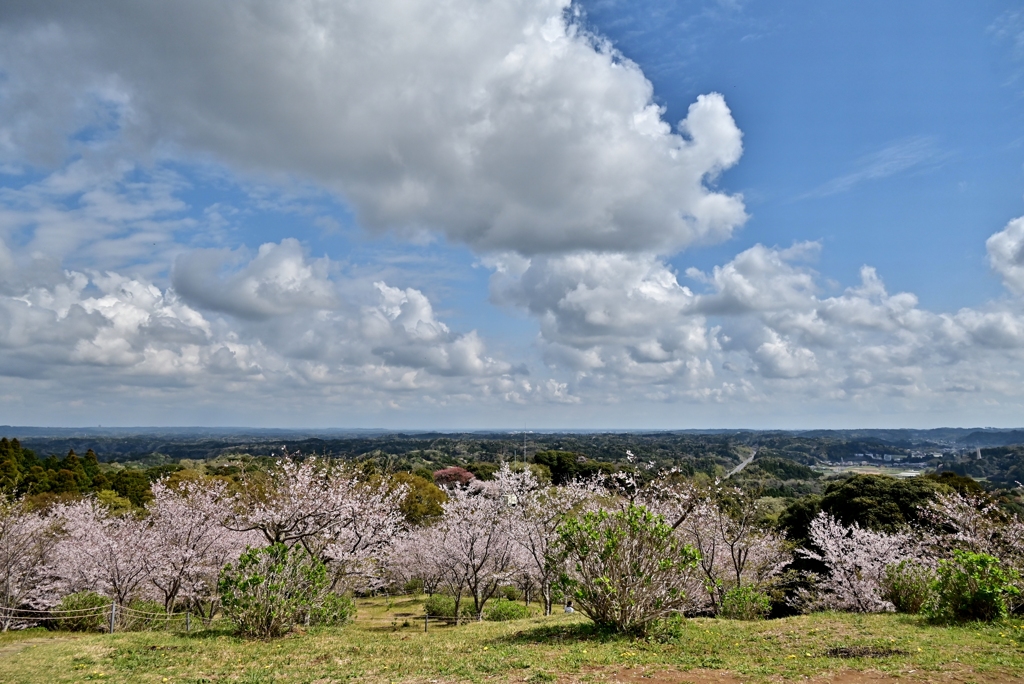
<box><xmin>51</xmin><ymin>469</ymin><xmax>81</xmax><ymax>495</ymax></box>
<box><xmin>0</xmin><ymin>439</ymin><xmax>19</xmax><ymax>493</ymax></box>
<box><xmin>21</xmin><ymin>466</ymin><xmax>51</xmax><ymax>495</ymax></box>
<box><xmin>59</xmin><ymin>450</ymin><xmax>89</xmax><ymax>491</ymax></box>
<box><xmin>13</xmin><ymin>440</ymin><xmax>38</xmax><ymax>471</ymax></box>
<box><xmin>112</xmin><ymin>469</ymin><xmax>153</xmax><ymax>508</ymax></box>
<box><xmin>82</xmin><ymin>449</ymin><xmax>101</xmax><ymax>486</ymax></box>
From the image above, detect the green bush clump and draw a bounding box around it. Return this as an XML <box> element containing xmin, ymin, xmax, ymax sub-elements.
<box><xmin>54</xmin><ymin>591</ymin><xmax>111</xmax><ymax>632</ymax></box>
<box><xmin>500</xmin><ymin>585</ymin><xmax>521</xmax><ymax>602</ymax></box>
<box><xmin>925</xmin><ymin>550</ymin><xmax>1020</xmax><ymax>623</ymax></box>
<box><xmin>484</xmin><ymin>598</ymin><xmax>529</xmax><ymax>621</ymax></box>
<box><xmin>718</xmin><ymin>585</ymin><xmax>770</xmax><ymax>620</ymax></box>
<box><xmin>556</xmin><ymin>504</ymin><xmax>700</xmax><ymax>635</ymax></box>
<box><xmin>121</xmin><ymin>599</ymin><xmax>167</xmax><ymax>631</ymax></box>
<box><xmin>423</xmin><ymin>594</ymin><xmax>475</xmax><ymax>620</ymax></box>
<box><xmin>882</xmin><ymin>560</ymin><xmax>934</xmax><ymax>614</ymax></box>
<box><xmin>218</xmin><ymin>543</ymin><xmax>351</xmax><ymax>638</ymax></box>
<box><xmin>310</xmin><ymin>592</ymin><xmax>354</xmax><ymax>627</ymax></box>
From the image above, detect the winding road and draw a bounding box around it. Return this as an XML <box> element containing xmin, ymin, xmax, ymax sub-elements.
<box><xmin>726</xmin><ymin>447</ymin><xmax>759</xmax><ymax>478</ymax></box>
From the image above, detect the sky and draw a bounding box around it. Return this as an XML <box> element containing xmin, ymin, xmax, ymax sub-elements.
<box><xmin>2</xmin><ymin>0</ymin><xmax>1024</xmax><ymax>429</ymax></box>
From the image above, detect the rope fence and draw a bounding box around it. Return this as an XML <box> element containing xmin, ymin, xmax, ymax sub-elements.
<box><xmin>1</xmin><ymin>604</ymin><xmax>504</xmax><ymax>635</ymax></box>
<box><xmin>355</xmin><ymin>614</ymin><xmax>503</xmax><ymax>631</ymax></box>
<box><xmin>0</xmin><ymin>605</ymin><xmax>111</xmax><ymax>616</ymax></box>
<box><xmin>0</xmin><ymin>603</ymin><xmax>200</xmax><ymax>634</ymax></box>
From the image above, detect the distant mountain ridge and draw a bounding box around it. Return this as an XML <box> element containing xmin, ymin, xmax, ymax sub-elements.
<box><xmin>4</xmin><ymin>425</ymin><xmax>1024</xmax><ymax>446</ymax></box>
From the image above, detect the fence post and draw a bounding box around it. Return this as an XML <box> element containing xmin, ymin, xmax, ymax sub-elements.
<box><xmin>109</xmin><ymin>603</ymin><xmax>116</xmax><ymax>634</ymax></box>
<box><xmin>186</xmin><ymin>611</ymin><xmax>191</xmax><ymax>633</ymax></box>
<box><xmin>424</xmin><ymin>614</ymin><xmax>428</xmax><ymax>633</ymax></box>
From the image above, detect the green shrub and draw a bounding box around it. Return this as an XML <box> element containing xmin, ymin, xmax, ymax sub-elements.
<box><xmin>310</xmin><ymin>593</ymin><xmax>354</xmax><ymax>627</ymax></box>
<box><xmin>54</xmin><ymin>591</ymin><xmax>111</xmax><ymax>632</ymax></box>
<box><xmin>117</xmin><ymin>599</ymin><xmax>169</xmax><ymax>631</ymax></box>
<box><xmin>500</xmin><ymin>585</ymin><xmax>521</xmax><ymax>601</ymax></box>
<box><xmin>556</xmin><ymin>504</ymin><xmax>701</xmax><ymax>635</ymax></box>
<box><xmin>882</xmin><ymin>560</ymin><xmax>934</xmax><ymax>614</ymax></box>
<box><xmin>423</xmin><ymin>594</ymin><xmax>475</xmax><ymax>620</ymax></box>
<box><xmin>218</xmin><ymin>543</ymin><xmax>344</xmax><ymax>638</ymax></box>
<box><xmin>423</xmin><ymin>594</ymin><xmax>455</xmax><ymax>617</ymax></box>
<box><xmin>925</xmin><ymin>550</ymin><xmax>1020</xmax><ymax>623</ymax></box>
<box><xmin>484</xmin><ymin>598</ymin><xmax>529</xmax><ymax>621</ymax></box>
<box><xmin>718</xmin><ymin>585</ymin><xmax>770</xmax><ymax>620</ymax></box>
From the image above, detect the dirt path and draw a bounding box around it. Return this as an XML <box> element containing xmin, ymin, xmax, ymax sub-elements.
<box><xmin>558</xmin><ymin>665</ymin><xmax>1024</xmax><ymax>684</ymax></box>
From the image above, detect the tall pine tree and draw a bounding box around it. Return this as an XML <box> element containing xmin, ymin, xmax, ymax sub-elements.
<box><xmin>0</xmin><ymin>438</ymin><xmax>19</xmax><ymax>493</ymax></box>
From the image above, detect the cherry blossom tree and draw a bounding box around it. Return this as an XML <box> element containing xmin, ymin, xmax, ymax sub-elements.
<box><xmin>387</xmin><ymin>528</ymin><xmax>446</xmax><ymax>595</ymax></box>
<box><xmin>49</xmin><ymin>499</ymin><xmax>156</xmax><ymax>607</ymax></box>
<box><xmin>496</xmin><ymin>465</ymin><xmax>600</xmax><ymax>614</ymax></box>
<box><xmin>146</xmin><ymin>479</ymin><xmax>257</xmax><ymax>617</ymax></box>
<box><xmin>0</xmin><ymin>496</ymin><xmax>56</xmax><ymax>630</ymax></box>
<box><xmin>320</xmin><ymin>477</ymin><xmax>408</xmax><ymax>593</ymax></box>
<box><xmin>795</xmin><ymin>512</ymin><xmax>915</xmax><ymax>613</ymax></box>
<box><xmin>230</xmin><ymin>455</ymin><xmax>406</xmax><ymax>592</ymax></box>
<box><xmin>921</xmin><ymin>490</ymin><xmax>1024</xmax><ymax>563</ymax></box>
<box><xmin>603</xmin><ymin>454</ymin><xmax>789</xmax><ymax>616</ymax></box>
<box><xmin>677</xmin><ymin>487</ymin><xmax>791</xmax><ymax>614</ymax></box>
<box><xmin>422</xmin><ymin>479</ymin><xmax>517</xmax><ymax>620</ymax></box>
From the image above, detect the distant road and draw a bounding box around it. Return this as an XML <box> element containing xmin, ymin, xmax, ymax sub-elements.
<box><xmin>726</xmin><ymin>447</ymin><xmax>759</xmax><ymax>478</ymax></box>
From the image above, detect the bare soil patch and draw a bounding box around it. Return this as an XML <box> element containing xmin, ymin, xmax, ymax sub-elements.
<box><xmin>0</xmin><ymin>636</ymin><xmax>74</xmax><ymax>658</ymax></box>
<box><xmin>558</xmin><ymin>665</ymin><xmax>1024</xmax><ymax>684</ymax></box>
<box><xmin>824</xmin><ymin>646</ymin><xmax>907</xmax><ymax>658</ymax></box>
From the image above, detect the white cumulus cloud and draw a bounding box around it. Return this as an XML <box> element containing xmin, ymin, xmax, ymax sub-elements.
<box><xmin>0</xmin><ymin>0</ymin><xmax>746</xmax><ymax>256</ymax></box>
<box><xmin>986</xmin><ymin>216</ymin><xmax>1024</xmax><ymax>296</ymax></box>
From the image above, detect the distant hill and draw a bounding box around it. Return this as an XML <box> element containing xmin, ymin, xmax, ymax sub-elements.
<box><xmin>958</xmin><ymin>430</ymin><xmax>1024</xmax><ymax>447</ymax></box>
<box><xmin>795</xmin><ymin>428</ymin><xmax>1024</xmax><ymax>447</ymax></box>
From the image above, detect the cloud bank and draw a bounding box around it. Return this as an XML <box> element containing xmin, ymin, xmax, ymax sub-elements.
<box><xmin>0</xmin><ymin>0</ymin><xmax>745</xmax><ymax>256</ymax></box>
<box><xmin>1</xmin><ymin>0</ymin><xmax>1024</xmax><ymax>426</ymax></box>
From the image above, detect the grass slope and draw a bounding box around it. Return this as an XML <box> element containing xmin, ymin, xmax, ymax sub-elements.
<box><xmin>0</xmin><ymin>596</ymin><xmax>1022</xmax><ymax>683</ymax></box>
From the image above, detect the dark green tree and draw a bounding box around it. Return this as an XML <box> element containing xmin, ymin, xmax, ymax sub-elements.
<box><xmin>59</xmin><ymin>450</ymin><xmax>89</xmax><ymax>491</ymax></box>
<box><xmin>533</xmin><ymin>450</ymin><xmax>614</xmax><ymax>485</ymax></box>
<box><xmin>111</xmin><ymin>469</ymin><xmax>153</xmax><ymax>507</ymax></box>
<box><xmin>82</xmin><ymin>449</ymin><xmax>102</xmax><ymax>486</ymax></box>
<box><xmin>392</xmin><ymin>472</ymin><xmax>446</xmax><ymax>525</ymax></box>
<box><xmin>923</xmin><ymin>471</ymin><xmax>983</xmax><ymax>495</ymax></box>
<box><xmin>0</xmin><ymin>438</ymin><xmax>19</xmax><ymax>493</ymax></box>
<box><xmin>780</xmin><ymin>474</ymin><xmax>942</xmax><ymax>542</ymax></box>
<box><xmin>20</xmin><ymin>466</ymin><xmax>51</xmax><ymax>495</ymax></box>
<box><xmin>50</xmin><ymin>469</ymin><xmax>81</xmax><ymax>495</ymax></box>
<box><xmin>820</xmin><ymin>474</ymin><xmax>940</xmax><ymax>532</ymax></box>
<box><xmin>777</xmin><ymin>494</ymin><xmax>823</xmax><ymax>544</ymax></box>
<box><xmin>12</xmin><ymin>440</ymin><xmax>38</xmax><ymax>471</ymax></box>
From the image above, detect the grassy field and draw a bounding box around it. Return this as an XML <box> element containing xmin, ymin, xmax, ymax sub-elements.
<box><xmin>0</xmin><ymin>595</ymin><xmax>1022</xmax><ymax>684</ymax></box>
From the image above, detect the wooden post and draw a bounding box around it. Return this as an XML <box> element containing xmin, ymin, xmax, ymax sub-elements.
<box><xmin>186</xmin><ymin>611</ymin><xmax>191</xmax><ymax>633</ymax></box>
<box><xmin>424</xmin><ymin>614</ymin><xmax>428</xmax><ymax>632</ymax></box>
<box><xmin>109</xmin><ymin>603</ymin><xmax>116</xmax><ymax>634</ymax></box>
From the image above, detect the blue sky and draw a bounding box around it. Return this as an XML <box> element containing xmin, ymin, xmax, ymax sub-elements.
<box><xmin>2</xmin><ymin>0</ymin><xmax>1024</xmax><ymax>429</ymax></box>
<box><xmin>585</xmin><ymin>0</ymin><xmax>1024</xmax><ymax>308</ymax></box>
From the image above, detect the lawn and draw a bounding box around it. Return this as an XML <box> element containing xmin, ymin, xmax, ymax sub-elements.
<box><xmin>0</xmin><ymin>596</ymin><xmax>1022</xmax><ymax>683</ymax></box>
